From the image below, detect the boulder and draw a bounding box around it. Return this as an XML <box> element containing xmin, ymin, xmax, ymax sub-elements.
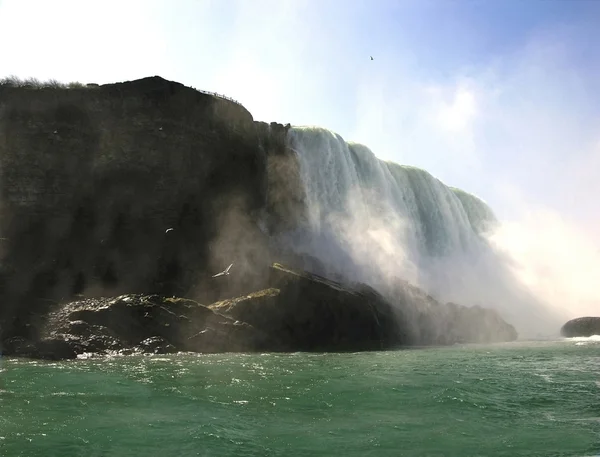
<box><xmin>209</xmin><ymin>263</ymin><xmax>404</xmax><ymax>352</ymax></box>
<box><xmin>137</xmin><ymin>336</ymin><xmax>177</xmax><ymax>354</ymax></box>
<box><xmin>33</xmin><ymin>294</ymin><xmax>270</xmax><ymax>357</ymax></box>
<box><xmin>560</xmin><ymin>317</ymin><xmax>600</xmax><ymax>337</ymax></box>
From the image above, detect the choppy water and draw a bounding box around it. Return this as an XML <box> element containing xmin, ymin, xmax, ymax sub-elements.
<box><xmin>1</xmin><ymin>338</ymin><xmax>599</xmax><ymax>457</ymax></box>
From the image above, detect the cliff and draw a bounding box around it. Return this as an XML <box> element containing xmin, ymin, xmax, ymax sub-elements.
<box><xmin>0</xmin><ymin>75</ymin><xmax>518</xmax><ymax>355</ymax></box>
<box><xmin>0</xmin><ymin>76</ymin><xmax>296</xmax><ymax>341</ymax></box>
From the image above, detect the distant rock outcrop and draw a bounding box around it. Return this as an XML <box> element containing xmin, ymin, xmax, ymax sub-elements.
<box><xmin>560</xmin><ymin>317</ymin><xmax>600</xmax><ymax>338</ymax></box>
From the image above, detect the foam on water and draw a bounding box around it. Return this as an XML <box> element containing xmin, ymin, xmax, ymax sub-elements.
<box><xmin>567</xmin><ymin>335</ymin><xmax>600</xmax><ymax>342</ymax></box>
<box><xmin>566</xmin><ymin>335</ymin><xmax>600</xmax><ymax>346</ymax></box>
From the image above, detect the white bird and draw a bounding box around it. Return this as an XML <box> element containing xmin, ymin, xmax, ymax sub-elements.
<box><xmin>165</xmin><ymin>228</ymin><xmax>174</xmax><ymax>233</ymax></box>
<box><xmin>212</xmin><ymin>263</ymin><xmax>233</xmax><ymax>278</ymax></box>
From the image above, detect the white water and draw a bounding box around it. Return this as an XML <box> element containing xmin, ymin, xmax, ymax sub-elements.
<box><xmin>568</xmin><ymin>335</ymin><xmax>600</xmax><ymax>342</ymax></box>
<box><xmin>567</xmin><ymin>335</ymin><xmax>600</xmax><ymax>347</ymax></box>
<box><xmin>284</xmin><ymin>126</ymin><xmax>564</xmax><ymax>336</ymax></box>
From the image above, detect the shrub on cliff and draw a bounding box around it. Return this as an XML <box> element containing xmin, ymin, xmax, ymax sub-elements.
<box><xmin>0</xmin><ymin>76</ymin><xmax>86</xmax><ymax>89</ymax></box>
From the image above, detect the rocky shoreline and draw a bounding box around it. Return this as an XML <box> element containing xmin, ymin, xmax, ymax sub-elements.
<box><xmin>1</xmin><ymin>264</ymin><xmax>518</xmax><ymax>360</ymax></box>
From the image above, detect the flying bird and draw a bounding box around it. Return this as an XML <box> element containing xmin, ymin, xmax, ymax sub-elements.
<box><xmin>212</xmin><ymin>263</ymin><xmax>233</xmax><ymax>278</ymax></box>
<box><xmin>370</xmin><ymin>56</ymin><xmax>374</xmax><ymax>61</ymax></box>
<box><xmin>165</xmin><ymin>228</ymin><xmax>174</xmax><ymax>233</ymax></box>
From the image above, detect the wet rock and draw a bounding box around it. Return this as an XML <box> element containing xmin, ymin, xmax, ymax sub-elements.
<box><xmin>137</xmin><ymin>336</ymin><xmax>177</xmax><ymax>354</ymax></box>
<box><xmin>560</xmin><ymin>317</ymin><xmax>600</xmax><ymax>337</ymax></box>
<box><xmin>37</xmin><ymin>293</ymin><xmax>267</xmax><ymax>358</ymax></box>
<box><xmin>3</xmin><ymin>336</ymin><xmax>40</xmax><ymax>358</ymax></box>
<box><xmin>1</xmin><ymin>264</ymin><xmax>519</xmax><ymax>360</ymax></box>
<box><xmin>210</xmin><ymin>264</ymin><xmax>401</xmax><ymax>352</ymax></box>
<box><xmin>36</xmin><ymin>338</ymin><xmax>78</xmax><ymax>360</ymax></box>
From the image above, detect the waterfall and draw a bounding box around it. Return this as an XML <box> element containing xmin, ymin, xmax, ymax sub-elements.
<box><xmin>282</xmin><ymin>126</ymin><xmax>559</xmax><ymax>336</ymax></box>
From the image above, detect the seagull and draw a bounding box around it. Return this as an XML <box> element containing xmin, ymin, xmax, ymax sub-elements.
<box><xmin>370</xmin><ymin>56</ymin><xmax>374</xmax><ymax>61</ymax></box>
<box><xmin>165</xmin><ymin>228</ymin><xmax>174</xmax><ymax>233</ymax></box>
<box><xmin>212</xmin><ymin>263</ymin><xmax>233</xmax><ymax>278</ymax></box>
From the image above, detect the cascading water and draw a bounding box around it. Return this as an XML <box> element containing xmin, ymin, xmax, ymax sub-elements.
<box><xmin>283</xmin><ymin>126</ymin><xmax>561</xmax><ymax>336</ymax></box>
<box><xmin>285</xmin><ymin>127</ymin><xmax>487</xmax><ymax>278</ymax></box>
<box><xmin>450</xmin><ymin>186</ymin><xmax>498</xmax><ymax>235</ymax></box>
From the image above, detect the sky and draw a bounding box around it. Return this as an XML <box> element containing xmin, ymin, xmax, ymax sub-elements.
<box><xmin>0</xmin><ymin>0</ymin><xmax>599</xmax><ymax>240</ymax></box>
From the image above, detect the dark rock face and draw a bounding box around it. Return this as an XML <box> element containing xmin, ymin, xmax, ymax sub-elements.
<box><xmin>209</xmin><ymin>264</ymin><xmax>517</xmax><ymax>351</ymax></box>
<box><xmin>560</xmin><ymin>317</ymin><xmax>600</xmax><ymax>337</ymax></box>
<box><xmin>0</xmin><ymin>77</ymin><xmax>295</xmax><ymax>342</ymax></box>
<box><xmin>210</xmin><ymin>264</ymin><xmax>402</xmax><ymax>351</ymax></box>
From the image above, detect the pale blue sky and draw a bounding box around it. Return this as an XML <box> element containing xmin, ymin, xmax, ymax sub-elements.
<box><xmin>1</xmin><ymin>0</ymin><xmax>599</xmax><ymax>239</ymax></box>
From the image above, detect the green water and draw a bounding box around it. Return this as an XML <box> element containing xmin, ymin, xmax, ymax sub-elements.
<box><xmin>1</xmin><ymin>338</ymin><xmax>599</xmax><ymax>457</ymax></box>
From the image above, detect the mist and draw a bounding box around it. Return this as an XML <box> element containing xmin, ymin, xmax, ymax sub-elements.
<box><xmin>282</xmin><ymin>123</ymin><xmax>599</xmax><ymax>338</ymax></box>
<box><xmin>332</xmin><ymin>22</ymin><xmax>600</xmax><ymax>335</ymax></box>
<box><xmin>487</xmin><ymin>210</ymin><xmax>600</xmax><ymax>320</ymax></box>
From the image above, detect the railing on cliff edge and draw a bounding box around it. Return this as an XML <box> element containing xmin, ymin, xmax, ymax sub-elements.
<box><xmin>193</xmin><ymin>88</ymin><xmax>245</xmax><ymax>108</ymax></box>
<box><xmin>192</xmin><ymin>88</ymin><xmax>254</xmax><ymax>127</ymax></box>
